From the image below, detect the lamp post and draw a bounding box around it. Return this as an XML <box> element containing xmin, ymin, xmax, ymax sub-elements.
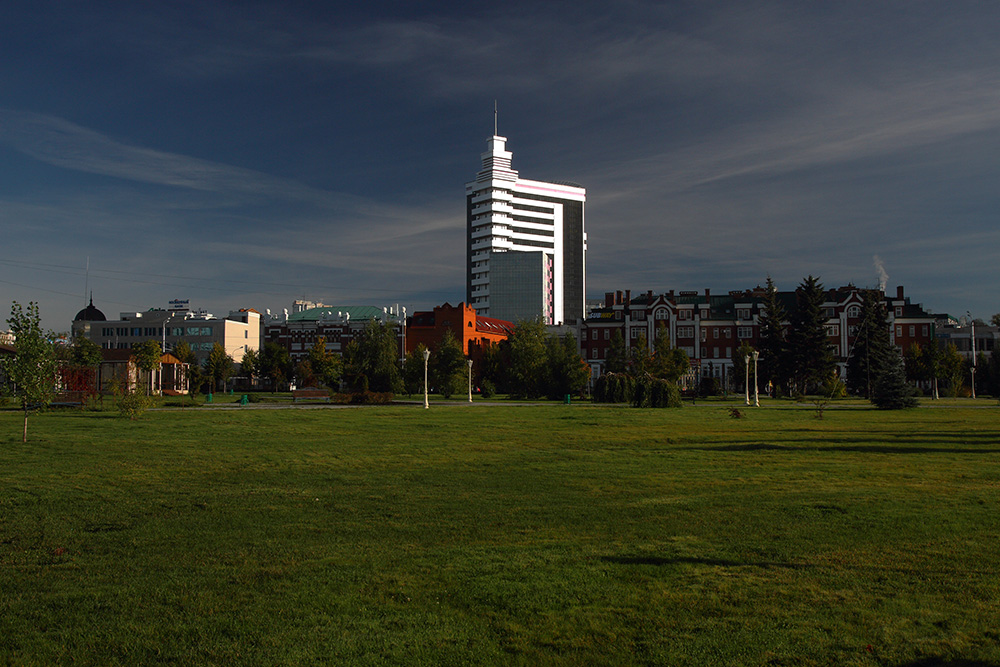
<box><xmin>744</xmin><ymin>354</ymin><xmax>751</xmax><ymax>406</ymax></box>
<box><xmin>422</xmin><ymin>348</ymin><xmax>430</xmax><ymax>409</ymax></box>
<box><xmin>969</xmin><ymin>311</ymin><xmax>977</xmax><ymax>400</ymax></box>
<box><xmin>752</xmin><ymin>350</ymin><xmax>760</xmax><ymax>407</ymax></box>
<box><xmin>467</xmin><ymin>359</ymin><xmax>474</xmax><ymax>403</ymax></box>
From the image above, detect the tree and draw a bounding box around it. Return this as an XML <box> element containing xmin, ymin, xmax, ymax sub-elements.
<box><xmin>204</xmin><ymin>343</ymin><xmax>234</xmax><ymax>393</ymax></box>
<box><xmin>132</xmin><ymin>340</ymin><xmax>162</xmax><ymax>396</ymax></box>
<box><xmin>507</xmin><ymin>319</ymin><xmax>549</xmax><ymax>398</ymax></box>
<box><xmin>871</xmin><ymin>351</ymin><xmax>919</xmax><ymax>409</ymax></box>
<box><xmin>846</xmin><ymin>289</ymin><xmax>888</xmax><ymax>399</ymax></box>
<box><xmin>937</xmin><ymin>343</ymin><xmax>965</xmax><ymax>397</ymax></box>
<box><xmin>2</xmin><ymin>302</ymin><xmax>58</xmax><ymax>442</ymax></box>
<box><xmin>259</xmin><ymin>342</ymin><xmax>291</xmax><ymax>392</ymax></box>
<box><xmin>402</xmin><ymin>345</ymin><xmax>428</xmax><ymax>396</ymax></box>
<box><xmin>545</xmin><ymin>332</ymin><xmax>590</xmax><ymax>399</ymax></box>
<box><xmin>342</xmin><ymin>319</ymin><xmax>401</xmax><ymax>393</ymax></box>
<box><xmin>240</xmin><ymin>348</ymin><xmax>260</xmax><ymax>390</ymax></box>
<box><xmin>70</xmin><ymin>335</ymin><xmax>103</xmax><ymax>368</ymax></box>
<box><xmin>478</xmin><ymin>340</ymin><xmax>509</xmax><ymax>394</ymax></box>
<box><xmin>430</xmin><ymin>329</ymin><xmax>466</xmax><ymax>399</ymax></box>
<box><xmin>732</xmin><ymin>341</ymin><xmax>756</xmax><ymax>393</ymax></box>
<box><xmin>604</xmin><ymin>330</ymin><xmax>629</xmax><ymax>374</ymax></box>
<box><xmin>630</xmin><ymin>333</ymin><xmax>652</xmax><ymax>376</ymax></box>
<box><xmin>787</xmin><ymin>276</ymin><xmax>836</xmax><ymax>394</ymax></box>
<box><xmin>305</xmin><ymin>337</ymin><xmax>341</xmax><ymax>388</ymax></box>
<box><xmin>757</xmin><ymin>277</ymin><xmax>788</xmax><ymax>394</ymax></box>
<box><xmin>991</xmin><ymin>313</ymin><xmax>1000</xmax><ymax>328</ymax></box>
<box><xmin>650</xmin><ymin>325</ymin><xmax>689</xmax><ymax>383</ymax></box>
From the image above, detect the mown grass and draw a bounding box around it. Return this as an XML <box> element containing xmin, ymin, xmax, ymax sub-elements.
<box><xmin>1</xmin><ymin>403</ymin><xmax>999</xmax><ymax>665</ymax></box>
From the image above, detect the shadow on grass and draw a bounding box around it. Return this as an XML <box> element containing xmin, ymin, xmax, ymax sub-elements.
<box><xmin>685</xmin><ymin>438</ymin><xmax>1000</xmax><ymax>454</ymax></box>
<box><xmin>598</xmin><ymin>555</ymin><xmax>810</xmax><ymax>570</ymax></box>
<box><xmin>897</xmin><ymin>660</ymin><xmax>1000</xmax><ymax>667</ymax></box>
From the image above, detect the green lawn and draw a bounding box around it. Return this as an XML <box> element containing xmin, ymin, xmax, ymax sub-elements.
<box><xmin>1</xmin><ymin>402</ymin><xmax>999</xmax><ymax>665</ymax></box>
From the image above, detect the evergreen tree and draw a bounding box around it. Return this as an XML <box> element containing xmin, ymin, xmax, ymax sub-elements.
<box><xmin>650</xmin><ymin>325</ymin><xmax>689</xmax><ymax>383</ymax></box>
<box><xmin>604</xmin><ymin>330</ymin><xmax>629</xmax><ymax>374</ymax></box>
<box><xmin>787</xmin><ymin>276</ymin><xmax>836</xmax><ymax>393</ymax></box>
<box><xmin>630</xmin><ymin>333</ymin><xmax>652</xmax><ymax>376</ymax></box>
<box><xmin>757</xmin><ymin>277</ymin><xmax>788</xmax><ymax>394</ymax></box>
<box><xmin>846</xmin><ymin>289</ymin><xmax>888</xmax><ymax>399</ymax></box>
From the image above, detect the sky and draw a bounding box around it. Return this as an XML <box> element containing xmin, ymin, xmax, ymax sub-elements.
<box><xmin>2</xmin><ymin>0</ymin><xmax>999</xmax><ymax>331</ymax></box>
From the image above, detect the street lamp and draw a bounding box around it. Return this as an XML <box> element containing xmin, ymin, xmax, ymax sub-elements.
<box><xmin>752</xmin><ymin>350</ymin><xmax>760</xmax><ymax>407</ymax></box>
<box><xmin>744</xmin><ymin>354</ymin><xmax>751</xmax><ymax>406</ymax></box>
<box><xmin>422</xmin><ymin>348</ymin><xmax>430</xmax><ymax>409</ymax></box>
<box><xmin>969</xmin><ymin>311</ymin><xmax>977</xmax><ymax>400</ymax></box>
<box><xmin>467</xmin><ymin>359</ymin><xmax>474</xmax><ymax>403</ymax></box>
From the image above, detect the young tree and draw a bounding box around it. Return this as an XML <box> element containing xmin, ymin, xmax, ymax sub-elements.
<box><xmin>757</xmin><ymin>277</ymin><xmax>788</xmax><ymax>394</ymax></box>
<box><xmin>630</xmin><ymin>333</ymin><xmax>652</xmax><ymax>376</ymax></box>
<box><xmin>650</xmin><ymin>325</ymin><xmax>690</xmax><ymax>383</ymax></box>
<box><xmin>204</xmin><ymin>343</ymin><xmax>234</xmax><ymax>393</ymax></box>
<box><xmin>604</xmin><ymin>329</ymin><xmax>629</xmax><ymax>374</ymax></box>
<box><xmin>259</xmin><ymin>342</ymin><xmax>291</xmax><ymax>392</ymax></box>
<box><xmin>787</xmin><ymin>276</ymin><xmax>836</xmax><ymax>394</ymax></box>
<box><xmin>478</xmin><ymin>340</ymin><xmax>509</xmax><ymax>394</ymax></box>
<box><xmin>430</xmin><ymin>329</ymin><xmax>466</xmax><ymax>399</ymax></box>
<box><xmin>240</xmin><ymin>348</ymin><xmax>259</xmax><ymax>390</ymax></box>
<box><xmin>846</xmin><ymin>289</ymin><xmax>888</xmax><ymax>399</ymax></box>
<box><xmin>402</xmin><ymin>344</ymin><xmax>428</xmax><ymax>396</ymax></box>
<box><xmin>938</xmin><ymin>343</ymin><xmax>965</xmax><ymax>397</ymax></box>
<box><xmin>132</xmin><ymin>339</ymin><xmax>162</xmax><ymax>396</ymax></box>
<box><xmin>305</xmin><ymin>337</ymin><xmax>341</xmax><ymax>388</ymax></box>
<box><xmin>545</xmin><ymin>332</ymin><xmax>590</xmax><ymax>399</ymax></box>
<box><xmin>2</xmin><ymin>301</ymin><xmax>58</xmax><ymax>442</ymax></box>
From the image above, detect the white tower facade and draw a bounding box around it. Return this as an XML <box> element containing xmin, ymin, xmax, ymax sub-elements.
<box><xmin>465</xmin><ymin>135</ymin><xmax>587</xmax><ymax>325</ymax></box>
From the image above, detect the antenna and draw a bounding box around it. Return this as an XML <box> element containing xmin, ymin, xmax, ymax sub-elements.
<box><xmin>84</xmin><ymin>256</ymin><xmax>89</xmax><ymax>302</ymax></box>
<box><xmin>494</xmin><ymin>100</ymin><xmax>498</xmax><ymax>135</ymax></box>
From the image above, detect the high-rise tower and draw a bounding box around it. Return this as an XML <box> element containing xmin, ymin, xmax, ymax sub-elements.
<box><xmin>465</xmin><ymin>134</ymin><xmax>586</xmax><ymax>324</ymax></box>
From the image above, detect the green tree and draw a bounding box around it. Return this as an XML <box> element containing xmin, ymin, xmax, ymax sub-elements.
<box><xmin>430</xmin><ymin>329</ymin><xmax>466</xmax><ymax>399</ymax></box>
<box><xmin>787</xmin><ymin>276</ymin><xmax>836</xmax><ymax>394</ymax></box>
<box><xmin>240</xmin><ymin>348</ymin><xmax>259</xmax><ymax>389</ymax></box>
<box><xmin>478</xmin><ymin>339</ymin><xmax>509</xmax><ymax>394</ymax></box>
<box><xmin>937</xmin><ymin>343</ymin><xmax>965</xmax><ymax>397</ymax></box>
<box><xmin>991</xmin><ymin>313</ymin><xmax>1000</xmax><ymax>328</ymax></box>
<box><xmin>305</xmin><ymin>337</ymin><xmax>341</xmax><ymax>388</ymax></box>
<box><xmin>507</xmin><ymin>319</ymin><xmax>548</xmax><ymax>398</ymax></box>
<box><xmin>545</xmin><ymin>332</ymin><xmax>590</xmax><ymax>399</ymax></box>
<box><xmin>204</xmin><ymin>343</ymin><xmax>234</xmax><ymax>393</ymax></box>
<box><xmin>342</xmin><ymin>319</ymin><xmax>401</xmax><ymax>394</ymax></box>
<box><xmin>2</xmin><ymin>302</ymin><xmax>58</xmax><ymax>442</ymax></box>
<box><xmin>604</xmin><ymin>330</ymin><xmax>629</xmax><ymax>374</ymax></box>
<box><xmin>260</xmin><ymin>342</ymin><xmax>291</xmax><ymax>392</ymax></box>
<box><xmin>757</xmin><ymin>277</ymin><xmax>788</xmax><ymax>394</ymax></box>
<box><xmin>846</xmin><ymin>289</ymin><xmax>888</xmax><ymax>399</ymax></box>
<box><xmin>132</xmin><ymin>339</ymin><xmax>162</xmax><ymax>396</ymax></box>
<box><xmin>630</xmin><ymin>333</ymin><xmax>652</xmax><ymax>376</ymax></box>
<box><xmin>650</xmin><ymin>325</ymin><xmax>690</xmax><ymax>383</ymax></box>
<box><xmin>70</xmin><ymin>335</ymin><xmax>103</xmax><ymax>368</ymax></box>
<box><xmin>402</xmin><ymin>345</ymin><xmax>428</xmax><ymax>396</ymax></box>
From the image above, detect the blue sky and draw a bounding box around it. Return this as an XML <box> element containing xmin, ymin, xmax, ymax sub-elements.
<box><xmin>2</xmin><ymin>1</ymin><xmax>999</xmax><ymax>331</ymax></box>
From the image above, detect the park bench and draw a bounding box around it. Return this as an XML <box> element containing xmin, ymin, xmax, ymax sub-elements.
<box><xmin>292</xmin><ymin>387</ymin><xmax>330</xmax><ymax>403</ymax></box>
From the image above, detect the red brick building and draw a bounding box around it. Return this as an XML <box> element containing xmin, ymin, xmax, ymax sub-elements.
<box><xmin>406</xmin><ymin>302</ymin><xmax>515</xmax><ymax>366</ymax></box>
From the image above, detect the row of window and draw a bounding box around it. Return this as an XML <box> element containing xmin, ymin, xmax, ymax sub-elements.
<box><xmin>99</xmin><ymin>326</ymin><xmax>215</xmax><ymax>337</ymax></box>
<box><xmin>102</xmin><ymin>341</ymin><xmax>217</xmax><ymax>351</ymax></box>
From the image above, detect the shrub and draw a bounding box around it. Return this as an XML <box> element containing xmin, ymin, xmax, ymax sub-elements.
<box><xmin>698</xmin><ymin>377</ymin><xmax>722</xmax><ymax>397</ymax></box>
<box><xmin>480</xmin><ymin>379</ymin><xmax>496</xmax><ymax>399</ymax></box>
<box><xmin>593</xmin><ymin>373</ymin><xmax>635</xmax><ymax>403</ymax></box>
<box><xmin>633</xmin><ymin>377</ymin><xmax>683</xmax><ymax>408</ymax></box>
<box><xmin>332</xmin><ymin>391</ymin><xmax>394</xmax><ymax>405</ymax></box>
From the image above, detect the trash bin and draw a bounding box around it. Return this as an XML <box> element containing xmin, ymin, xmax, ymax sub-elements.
<box><xmin>240</xmin><ymin>394</ymin><xmax>249</xmax><ymax>406</ymax></box>
<box><xmin>564</xmin><ymin>394</ymin><xmax>571</xmax><ymax>405</ymax></box>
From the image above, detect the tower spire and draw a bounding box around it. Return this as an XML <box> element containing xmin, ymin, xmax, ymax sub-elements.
<box><xmin>493</xmin><ymin>100</ymin><xmax>498</xmax><ymax>136</ymax></box>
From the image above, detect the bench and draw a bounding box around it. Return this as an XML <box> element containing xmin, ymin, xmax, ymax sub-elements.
<box><xmin>292</xmin><ymin>388</ymin><xmax>330</xmax><ymax>403</ymax></box>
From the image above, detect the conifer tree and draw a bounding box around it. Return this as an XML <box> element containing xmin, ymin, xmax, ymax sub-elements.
<box><xmin>787</xmin><ymin>276</ymin><xmax>835</xmax><ymax>393</ymax></box>
<box><xmin>757</xmin><ymin>277</ymin><xmax>787</xmax><ymax>394</ymax></box>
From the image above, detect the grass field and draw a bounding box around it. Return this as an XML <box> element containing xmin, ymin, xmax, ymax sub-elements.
<box><xmin>1</xmin><ymin>401</ymin><xmax>999</xmax><ymax>665</ymax></box>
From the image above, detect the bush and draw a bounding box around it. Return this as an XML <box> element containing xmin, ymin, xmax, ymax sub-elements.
<box><xmin>246</xmin><ymin>393</ymin><xmax>262</xmax><ymax>404</ymax></box>
<box><xmin>633</xmin><ymin>377</ymin><xmax>683</xmax><ymax>408</ymax></box>
<box><xmin>593</xmin><ymin>373</ymin><xmax>635</xmax><ymax>403</ymax></box>
<box><xmin>698</xmin><ymin>377</ymin><xmax>722</xmax><ymax>397</ymax></box>
<box><xmin>332</xmin><ymin>391</ymin><xmax>394</xmax><ymax>405</ymax></box>
<box><xmin>480</xmin><ymin>379</ymin><xmax>496</xmax><ymax>399</ymax></box>
<box><xmin>113</xmin><ymin>379</ymin><xmax>153</xmax><ymax>420</ymax></box>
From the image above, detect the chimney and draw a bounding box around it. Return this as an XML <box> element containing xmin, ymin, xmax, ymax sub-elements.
<box><xmin>625</xmin><ymin>290</ymin><xmax>631</xmax><ymax>305</ymax></box>
<box><xmin>605</xmin><ymin>292</ymin><xmax>615</xmax><ymax>308</ymax></box>
<box><xmin>647</xmin><ymin>290</ymin><xmax>653</xmax><ymax>301</ymax></box>
<box><xmin>896</xmin><ymin>286</ymin><xmax>904</xmax><ymax>299</ymax></box>
<box><xmin>616</xmin><ymin>290</ymin><xmax>623</xmax><ymax>305</ymax></box>
<box><xmin>704</xmin><ymin>288</ymin><xmax>711</xmax><ymax>299</ymax></box>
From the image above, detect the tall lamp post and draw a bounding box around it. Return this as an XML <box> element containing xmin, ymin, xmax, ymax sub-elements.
<box><xmin>744</xmin><ymin>354</ymin><xmax>751</xmax><ymax>406</ymax></box>
<box><xmin>467</xmin><ymin>359</ymin><xmax>474</xmax><ymax>403</ymax></box>
<box><xmin>969</xmin><ymin>311</ymin><xmax>977</xmax><ymax>399</ymax></box>
<box><xmin>422</xmin><ymin>348</ymin><xmax>430</xmax><ymax>409</ymax></box>
<box><xmin>752</xmin><ymin>350</ymin><xmax>760</xmax><ymax>407</ymax></box>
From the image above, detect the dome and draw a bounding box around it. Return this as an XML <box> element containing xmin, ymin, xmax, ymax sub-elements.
<box><xmin>74</xmin><ymin>296</ymin><xmax>106</xmax><ymax>322</ymax></box>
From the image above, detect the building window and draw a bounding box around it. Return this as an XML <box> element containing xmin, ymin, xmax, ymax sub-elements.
<box><xmin>631</xmin><ymin>328</ymin><xmax>641</xmax><ymax>339</ymax></box>
<box><xmin>895</xmin><ymin>306</ymin><xmax>902</xmax><ymax>317</ymax></box>
<box><xmin>909</xmin><ymin>326</ymin><xmax>915</xmax><ymax>337</ymax></box>
<box><xmin>591</xmin><ymin>348</ymin><xmax>598</xmax><ymax>359</ymax></box>
<box><xmin>701</xmin><ymin>309</ymin><xmax>709</xmax><ymax>318</ymax></box>
<box><xmin>655</xmin><ymin>309</ymin><xmax>669</xmax><ymax>320</ymax></box>
<box><xmin>825</xmin><ymin>325</ymin><xmax>839</xmax><ymax>337</ymax></box>
<box><xmin>922</xmin><ymin>325</ymin><xmax>929</xmax><ymax>337</ymax></box>
<box><xmin>738</xmin><ymin>327</ymin><xmax>753</xmax><ymax>339</ymax></box>
<box><xmin>679</xmin><ymin>310</ymin><xmax>691</xmax><ymax>320</ymax></box>
<box><xmin>604</xmin><ymin>329</ymin><xmax>610</xmax><ymax>340</ymax></box>
<box><xmin>581</xmin><ymin>329</ymin><xmax>587</xmax><ymax>341</ymax></box>
<box><xmin>701</xmin><ymin>329</ymin><xmax>707</xmax><ymax>342</ymax></box>
<box><xmin>677</xmin><ymin>326</ymin><xmax>694</xmax><ymax>338</ymax></box>
<box><xmin>848</xmin><ymin>305</ymin><xmax>860</xmax><ymax>318</ymax></box>
<box><xmin>724</xmin><ymin>329</ymin><xmax>731</xmax><ymax>338</ymax></box>
<box><xmin>713</xmin><ymin>328</ymin><xmax>720</xmax><ymax>339</ymax></box>
<box><xmin>896</xmin><ymin>325</ymin><xmax>903</xmax><ymax>337</ymax></box>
